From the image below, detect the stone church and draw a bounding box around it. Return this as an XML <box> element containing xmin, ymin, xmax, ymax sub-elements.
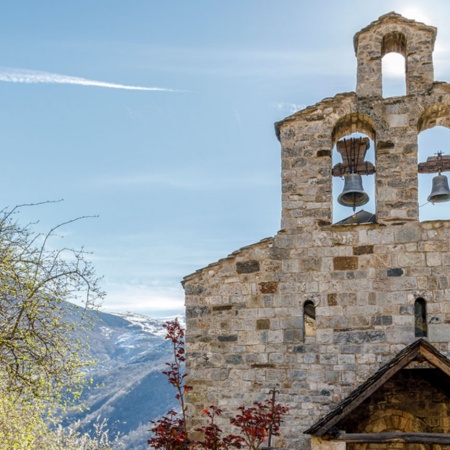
<box><xmin>183</xmin><ymin>12</ymin><xmax>450</xmax><ymax>450</ymax></box>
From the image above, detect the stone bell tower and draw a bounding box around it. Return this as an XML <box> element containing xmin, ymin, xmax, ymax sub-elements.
<box><xmin>184</xmin><ymin>13</ymin><xmax>450</xmax><ymax>450</ymax></box>
<box><xmin>355</xmin><ymin>14</ymin><xmax>435</xmax><ymax>97</ymax></box>
<box><xmin>276</xmin><ymin>12</ymin><xmax>446</xmax><ymax>229</ymax></box>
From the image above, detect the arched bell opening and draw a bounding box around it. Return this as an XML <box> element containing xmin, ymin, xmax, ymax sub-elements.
<box><xmin>417</xmin><ymin>124</ymin><xmax>450</xmax><ymax>222</ymax></box>
<box><xmin>332</xmin><ymin>132</ymin><xmax>376</xmax><ymax>224</ymax></box>
<box><xmin>381</xmin><ymin>32</ymin><xmax>407</xmax><ymax>98</ymax></box>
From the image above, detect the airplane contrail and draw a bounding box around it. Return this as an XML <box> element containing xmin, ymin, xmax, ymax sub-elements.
<box><xmin>0</xmin><ymin>67</ymin><xmax>178</xmax><ymax>92</ymax></box>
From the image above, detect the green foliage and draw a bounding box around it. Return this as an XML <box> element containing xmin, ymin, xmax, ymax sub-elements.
<box><xmin>0</xmin><ymin>391</ymin><xmax>49</xmax><ymax>449</ymax></box>
<box><xmin>0</xmin><ymin>202</ymin><xmax>104</xmax><ymax>402</ymax></box>
<box><xmin>0</xmin><ymin>202</ymin><xmax>110</xmax><ymax>448</ymax></box>
<box><xmin>0</xmin><ymin>391</ymin><xmax>119</xmax><ymax>449</ymax></box>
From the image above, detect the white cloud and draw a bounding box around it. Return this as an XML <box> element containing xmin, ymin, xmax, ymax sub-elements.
<box><xmin>0</xmin><ymin>67</ymin><xmax>179</xmax><ymax>92</ymax></box>
<box><xmin>273</xmin><ymin>102</ymin><xmax>306</xmax><ymax>114</ymax></box>
<box><xmin>100</xmin><ymin>282</ymin><xmax>185</xmax><ymax>317</ymax></box>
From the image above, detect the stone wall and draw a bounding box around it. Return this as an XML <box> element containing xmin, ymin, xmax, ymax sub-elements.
<box><xmin>184</xmin><ymin>13</ymin><xmax>450</xmax><ymax>450</ymax></box>
<box><xmin>185</xmin><ymin>219</ymin><xmax>450</xmax><ymax>449</ymax></box>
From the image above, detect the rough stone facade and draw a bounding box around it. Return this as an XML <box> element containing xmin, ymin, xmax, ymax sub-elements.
<box><xmin>183</xmin><ymin>13</ymin><xmax>450</xmax><ymax>450</ymax></box>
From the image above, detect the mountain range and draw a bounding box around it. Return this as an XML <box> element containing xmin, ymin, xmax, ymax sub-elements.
<box><xmin>64</xmin><ymin>306</ymin><xmax>183</xmax><ymax>449</ymax></box>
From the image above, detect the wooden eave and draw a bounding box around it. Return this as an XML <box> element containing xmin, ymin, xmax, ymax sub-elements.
<box><xmin>333</xmin><ymin>432</ymin><xmax>450</xmax><ymax>445</ymax></box>
<box><xmin>305</xmin><ymin>339</ymin><xmax>450</xmax><ymax>437</ymax></box>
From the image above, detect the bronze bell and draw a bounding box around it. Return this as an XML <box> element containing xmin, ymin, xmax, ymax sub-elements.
<box><xmin>428</xmin><ymin>173</ymin><xmax>450</xmax><ymax>204</ymax></box>
<box><xmin>338</xmin><ymin>173</ymin><xmax>369</xmax><ymax>208</ymax></box>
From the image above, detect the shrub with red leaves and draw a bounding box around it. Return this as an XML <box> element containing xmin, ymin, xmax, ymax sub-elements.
<box><xmin>195</xmin><ymin>406</ymin><xmax>244</xmax><ymax>450</ymax></box>
<box><xmin>148</xmin><ymin>321</ymin><xmax>191</xmax><ymax>450</ymax></box>
<box><xmin>148</xmin><ymin>410</ymin><xmax>189</xmax><ymax>450</ymax></box>
<box><xmin>148</xmin><ymin>321</ymin><xmax>289</xmax><ymax>450</ymax></box>
<box><xmin>230</xmin><ymin>399</ymin><xmax>289</xmax><ymax>450</ymax></box>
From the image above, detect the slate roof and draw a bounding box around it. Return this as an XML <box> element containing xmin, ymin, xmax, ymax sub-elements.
<box><xmin>182</xmin><ymin>236</ymin><xmax>274</xmax><ymax>284</ymax></box>
<box><xmin>334</xmin><ymin>209</ymin><xmax>376</xmax><ymax>225</ymax></box>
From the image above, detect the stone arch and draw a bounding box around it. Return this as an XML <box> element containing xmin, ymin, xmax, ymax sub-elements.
<box><xmin>331</xmin><ymin>113</ymin><xmax>377</xmax><ymax>146</ymax></box>
<box><xmin>363</xmin><ymin>409</ymin><xmax>428</xmax><ymax>433</ymax></box>
<box><xmin>354</xmin><ymin>13</ymin><xmax>436</xmax><ymax>97</ymax></box>
<box><xmin>417</xmin><ymin>104</ymin><xmax>450</xmax><ymax>134</ymax></box>
<box><xmin>381</xmin><ymin>32</ymin><xmax>407</xmax><ymax>97</ymax></box>
<box><xmin>381</xmin><ymin>31</ymin><xmax>407</xmax><ymax>57</ymax></box>
<box><xmin>331</xmin><ymin>113</ymin><xmax>378</xmax><ymax>223</ymax></box>
<box><xmin>361</xmin><ymin>23</ymin><xmax>415</xmax><ymax>59</ymax></box>
<box><xmin>354</xmin><ymin>409</ymin><xmax>430</xmax><ymax>450</ymax></box>
<box><xmin>417</xmin><ymin>103</ymin><xmax>450</xmax><ymax>221</ymax></box>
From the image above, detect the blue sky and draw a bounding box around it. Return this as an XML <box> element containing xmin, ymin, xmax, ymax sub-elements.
<box><xmin>1</xmin><ymin>1</ymin><xmax>450</xmax><ymax>317</ymax></box>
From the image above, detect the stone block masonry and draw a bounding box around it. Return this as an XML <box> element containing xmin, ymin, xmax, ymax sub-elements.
<box><xmin>183</xmin><ymin>12</ymin><xmax>450</xmax><ymax>450</ymax></box>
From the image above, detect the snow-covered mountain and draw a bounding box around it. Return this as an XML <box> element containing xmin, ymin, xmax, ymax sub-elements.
<box><xmin>108</xmin><ymin>311</ymin><xmax>185</xmax><ymax>338</ymax></box>
<box><xmin>64</xmin><ymin>307</ymin><xmax>184</xmax><ymax>450</ymax></box>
